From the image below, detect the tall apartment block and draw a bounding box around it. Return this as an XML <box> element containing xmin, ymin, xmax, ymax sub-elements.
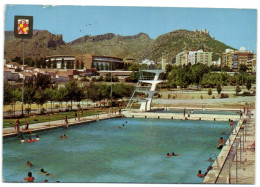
<box><xmin>221</xmin><ymin>47</ymin><xmax>255</xmax><ymax>72</ymax></box>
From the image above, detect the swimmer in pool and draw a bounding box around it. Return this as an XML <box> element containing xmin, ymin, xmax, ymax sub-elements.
<box><xmin>166</xmin><ymin>153</ymin><xmax>170</xmax><ymax>157</ymax></box>
<box><xmin>26</xmin><ymin>137</ymin><xmax>33</xmax><ymax>143</ymax></box>
<box><xmin>27</xmin><ymin>161</ymin><xmax>33</xmax><ymax>167</ymax></box>
<box><xmin>170</xmin><ymin>152</ymin><xmax>179</xmax><ymax>156</ymax></box>
<box><xmin>208</xmin><ymin>157</ymin><xmax>214</xmax><ymax>162</ymax></box>
<box><xmin>125</xmin><ymin>121</ymin><xmax>127</xmax><ymax>123</ymax></box>
<box><xmin>40</xmin><ymin>168</ymin><xmax>50</xmax><ymax>176</ymax></box>
<box><xmin>60</xmin><ymin>135</ymin><xmax>63</xmax><ymax>140</ymax></box>
<box><xmin>122</xmin><ymin>124</ymin><xmax>125</xmax><ymax>127</ymax></box>
<box><xmin>24</xmin><ymin>172</ymin><xmax>34</xmax><ymax>182</ymax></box>
<box><xmin>63</xmin><ymin>134</ymin><xmax>67</xmax><ymax>138</ymax></box>
<box><xmin>35</xmin><ymin>135</ymin><xmax>40</xmax><ymax>140</ymax></box>
<box><xmin>197</xmin><ymin>170</ymin><xmax>206</xmax><ymax>178</ymax></box>
<box><xmin>21</xmin><ymin>137</ymin><xmax>25</xmax><ymax>143</ymax></box>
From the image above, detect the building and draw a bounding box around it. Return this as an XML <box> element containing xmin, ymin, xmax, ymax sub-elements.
<box><xmin>6</xmin><ymin>62</ymin><xmax>21</xmax><ymax>69</ymax></box>
<box><xmin>45</xmin><ymin>55</ymin><xmax>75</xmax><ymax>69</ymax></box>
<box><xmin>4</xmin><ymin>70</ymin><xmax>20</xmax><ymax>81</ymax></box>
<box><xmin>176</xmin><ymin>49</ymin><xmax>212</xmax><ymax>66</ymax></box>
<box><xmin>221</xmin><ymin>47</ymin><xmax>255</xmax><ymax>71</ymax></box>
<box><xmin>98</xmin><ymin>70</ymin><xmax>133</xmax><ymax>82</ymax></box>
<box><xmin>246</xmin><ymin>58</ymin><xmax>256</xmax><ymax>73</ymax></box>
<box><xmin>176</xmin><ymin>51</ymin><xmax>189</xmax><ymax>66</ymax></box>
<box><xmin>46</xmin><ymin>54</ymin><xmax>124</xmax><ymax>70</ymax></box>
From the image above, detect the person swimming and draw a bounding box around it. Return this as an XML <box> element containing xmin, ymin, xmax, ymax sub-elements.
<box><xmin>27</xmin><ymin>161</ymin><xmax>33</xmax><ymax>167</ymax></box>
<box><xmin>208</xmin><ymin>157</ymin><xmax>214</xmax><ymax>162</ymax></box>
<box><xmin>63</xmin><ymin>134</ymin><xmax>67</xmax><ymax>138</ymax></box>
<box><xmin>24</xmin><ymin>172</ymin><xmax>34</xmax><ymax>182</ymax></box>
<box><xmin>21</xmin><ymin>137</ymin><xmax>25</xmax><ymax>143</ymax></box>
<box><xmin>122</xmin><ymin>124</ymin><xmax>125</xmax><ymax>127</ymax></box>
<box><xmin>197</xmin><ymin>170</ymin><xmax>206</xmax><ymax>178</ymax></box>
<box><xmin>26</xmin><ymin>137</ymin><xmax>33</xmax><ymax>143</ymax></box>
<box><xmin>60</xmin><ymin>135</ymin><xmax>63</xmax><ymax>140</ymax></box>
<box><xmin>40</xmin><ymin>168</ymin><xmax>50</xmax><ymax>176</ymax></box>
<box><xmin>35</xmin><ymin>135</ymin><xmax>40</xmax><ymax>140</ymax></box>
<box><xmin>166</xmin><ymin>153</ymin><xmax>170</xmax><ymax>157</ymax></box>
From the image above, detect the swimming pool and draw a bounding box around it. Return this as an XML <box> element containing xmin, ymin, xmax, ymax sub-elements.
<box><xmin>3</xmin><ymin>118</ymin><xmax>233</xmax><ymax>183</ymax></box>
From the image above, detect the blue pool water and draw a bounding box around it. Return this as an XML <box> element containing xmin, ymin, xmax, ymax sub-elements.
<box><xmin>3</xmin><ymin>118</ymin><xmax>233</xmax><ymax>183</ymax></box>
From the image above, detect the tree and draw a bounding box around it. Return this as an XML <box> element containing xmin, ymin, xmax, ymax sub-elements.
<box><xmin>222</xmin><ymin>66</ymin><xmax>232</xmax><ymax>72</ymax></box>
<box><xmin>236</xmin><ymin>85</ymin><xmax>241</xmax><ymax>95</ymax></box>
<box><xmin>75</xmin><ymin>60</ymin><xmax>80</xmax><ymax>69</ymax></box>
<box><xmin>47</xmin><ymin>59</ymin><xmax>52</xmax><ymax>68</ymax></box>
<box><xmin>34</xmin><ymin>88</ymin><xmax>47</xmax><ymax>113</ymax></box>
<box><xmin>208</xmin><ymin>88</ymin><xmax>212</xmax><ymax>95</ymax></box>
<box><xmin>128</xmin><ymin>63</ymin><xmax>140</xmax><ymax>71</ymax></box>
<box><xmin>217</xmin><ymin>84</ymin><xmax>222</xmax><ymax>94</ymax></box>
<box><xmin>4</xmin><ymin>81</ymin><xmax>13</xmax><ymax>105</ymax></box>
<box><xmin>11</xmin><ymin>89</ymin><xmax>22</xmax><ymax>115</ymax></box>
<box><xmin>80</xmin><ymin>61</ymin><xmax>84</xmax><ymax>69</ymax></box>
<box><xmin>24</xmin><ymin>57</ymin><xmax>35</xmax><ymax>67</ymax></box>
<box><xmin>65</xmin><ymin>80</ymin><xmax>84</xmax><ymax>110</ymax></box>
<box><xmin>100</xmin><ymin>64</ymin><xmax>104</xmax><ymax>70</ymax></box>
<box><xmin>41</xmin><ymin>58</ymin><xmax>46</xmax><ymax>68</ymax></box>
<box><xmin>35</xmin><ymin>74</ymin><xmax>52</xmax><ymax>90</ymax></box>
<box><xmin>53</xmin><ymin>59</ymin><xmax>57</xmax><ymax>69</ymax></box>
<box><xmin>246</xmin><ymin>80</ymin><xmax>252</xmax><ymax>91</ymax></box>
<box><xmin>61</xmin><ymin>58</ymin><xmax>65</xmax><ymax>69</ymax></box>
<box><xmin>239</xmin><ymin>64</ymin><xmax>248</xmax><ymax>73</ymax></box>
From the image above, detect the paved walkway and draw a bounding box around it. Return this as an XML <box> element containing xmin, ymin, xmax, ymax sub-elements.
<box><xmin>3</xmin><ymin>113</ymin><xmax>121</xmax><ymax>138</ymax></box>
<box><xmin>203</xmin><ymin>110</ymin><xmax>255</xmax><ymax>184</ymax></box>
<box><xmin>123</xmin><ymin>111</ymin><xmax>240</xmax><ymax>122</ymax></box>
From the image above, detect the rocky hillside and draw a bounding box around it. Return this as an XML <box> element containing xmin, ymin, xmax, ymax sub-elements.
<box><xmin>4</xmin><ymin>29</ymin><xmax>235</xmax><ymax>63</ymax></box>
<box><xmin>142</xmin><ymin>29</ymin><xmax>235</xmax><ymax>62</ymax></box>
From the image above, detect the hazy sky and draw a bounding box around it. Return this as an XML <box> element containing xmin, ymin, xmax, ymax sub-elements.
<box><xmin>4</xmin><ymin>5</ymin><xmax>257</xmax><ymax>52</ymax></box>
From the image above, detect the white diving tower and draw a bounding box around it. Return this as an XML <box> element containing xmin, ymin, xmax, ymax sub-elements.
<box><xmin>126</xmin><ymin>57</ymin><xmax>166</xmax><ymax>112</ymax></box>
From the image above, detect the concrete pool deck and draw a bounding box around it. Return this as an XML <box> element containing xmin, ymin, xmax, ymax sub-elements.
<box><xmin>123</xmin><ymin>110</ymin><xmax>239</xmax><ymax>122</ymax></box>
<box><xmin>203</xmin><ymin>110</ymin><xmax>255</xmax><ymax>184</ymax></box>
<box><xmin>3</xmin><ymin>113</ymin><xmax>121</xmax><ymax>138</ymax></box>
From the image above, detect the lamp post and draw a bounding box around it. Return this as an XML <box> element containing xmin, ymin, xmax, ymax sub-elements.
<box><xmin>14</xmin><ymin>16</ymin><xmax>33</xmax><ymax>117</ymax></box>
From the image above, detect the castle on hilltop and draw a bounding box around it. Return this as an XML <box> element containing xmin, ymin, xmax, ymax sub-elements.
<box><xmin>194</xmin><ymin>29</ymin><xmax>214</xmax><ymax>39</ymax></box>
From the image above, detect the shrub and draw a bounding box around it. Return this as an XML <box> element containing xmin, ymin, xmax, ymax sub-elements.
<box><xmin>217</xmin><ymin>84</ymin><xmax>222</xmax><ymax>94</ymax></box>
<box><xmin>208</xmin><ymin>88</ymin><xmax>212</xmax><ymax>95</ymax></box>
<box><xmin>55</xmin><ymin>104</ymin><xmax>60</xmax><ymax>109</ymax></box>
<box><xmin>212</xmin><ymin>95</ymin><xmax>215</xmax><ymax>99</ymax></box>
<box><xmin>236</xmin><ymin>85</ymin><xmax>241</xmax><ymax>95</ymax></box>
<box><xmin>241</xmin><ymin>92</ymin><xmax>253</xmax><ymax>96</ymax></box>
<box><xmin>40</xmin><ymin>108</ymin><xmax>46</xmax><ymax>114</ymax></box>
<box><xmin>25</xmin><ymin>107</ymin><xmax>31</xmax><ymax>114</ymax></box>
<box><xmin>220</xmin><ymin>93</ymin><xmax>229</xmax><ymax>98</ymax></box>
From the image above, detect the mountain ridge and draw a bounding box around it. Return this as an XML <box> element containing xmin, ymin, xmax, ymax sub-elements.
<box><xmin>4</xmin><ymin>29</ymin><xmax>235</xmax><ymax>63</ymax></box>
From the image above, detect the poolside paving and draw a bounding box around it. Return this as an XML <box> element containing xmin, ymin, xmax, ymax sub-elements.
<box><xmin>203</xmin><ymin>110</ymin><xmax>255</xmax><ymax>184</ymax></box>
<box><xmin>3</xmin><ymin>113</ymin><xmax>121</xmax><ymax>138</ymax></box>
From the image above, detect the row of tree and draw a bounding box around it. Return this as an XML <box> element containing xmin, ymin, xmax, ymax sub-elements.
<box><xmin>4</xmin><ymin>76</ymin><xmax>134</xmax><ymax>114</ymax></box>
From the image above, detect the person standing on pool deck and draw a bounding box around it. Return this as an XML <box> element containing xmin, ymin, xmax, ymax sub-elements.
<box><xmin>74</xmin><ymin>112</ymin><xmax>77</xmax><ymax>121</ymax></box>
<box><xmin>240</xmin><ymin>110</ymin><xmax>243</xmax><ymax>119</ymax></box>
<box><xmin>230</xmin><ymin>120</ymin><xmax>234</xmax><ymax>134</ymax></box>
<box><xmin>184</xmin><ymin>108</ymin><xmax>186</xmax><ymax>117</ymax></box>
<box><xmin>188</xmin><ymin>110</ymin><xmax>191</xmax><ymax>117</ymax></box>
<box><xmin>15</xmin><ymin>119</ymin><xmax>20</xmax><ymax>132</ymax></box>
<box><xmin>24</xmin><ymin>172</ymin><xmax>35</xmax><ymax>182</ymax></box>
<box><xmin>65</xmin><ymin>115</ymin><xmax>68</xmax><ymax>129</ymax></box>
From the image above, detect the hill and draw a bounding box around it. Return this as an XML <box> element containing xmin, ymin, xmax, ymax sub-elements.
<box><xmin>4</xmin><ymin>29</ymin><xmax>235</xmax><ymax>63</ymax></box>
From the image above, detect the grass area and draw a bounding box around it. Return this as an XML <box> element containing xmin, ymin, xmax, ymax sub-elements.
<box><xmin>3</xmin><ymin>108</ymin><xmax>109</xmax><ymax>128</ymax></box>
